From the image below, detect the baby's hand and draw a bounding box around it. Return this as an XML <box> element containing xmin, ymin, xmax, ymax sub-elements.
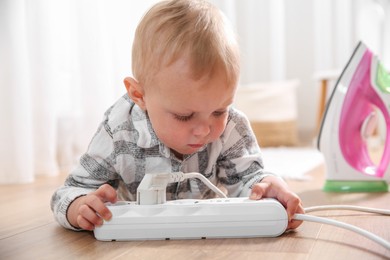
<box><xmin>67</xmin><ymin>184</ymin><xmax>118</xmax><ymax>231</ymax></box>
<box><xmin>249</xmin><ymin>176</ymin><xmax>304</xmax><ymax>230</ymax></box>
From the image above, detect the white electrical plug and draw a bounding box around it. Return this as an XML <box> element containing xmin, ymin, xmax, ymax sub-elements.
<box><xmin>136</xmin><ymin>173</ymin><xmax>171</xmax><ymax>205</ymax></box>
<box><xmin>136</xmin><ymin>172</ymin><xmax>227</xmax><ymax>205</ymax></box>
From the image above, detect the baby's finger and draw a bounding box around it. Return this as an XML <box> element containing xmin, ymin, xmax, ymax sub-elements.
<box><xmin>84</xmin><ymin>195</ymin><xmax>112</xmax><ymax>221</ymax></box>
<box><xmin>249</xmin><ymin>182</ymin><xmax>270</xmax><ymax>200</ymax></box>
<box><xmin>95</xmin><ymin>184</ymin><xmax>118</xmax><ymax>203</ymax></box>
<box><xmin>78</xmin><ymin>202</ymin><xmax>104</xmax><ymax>226</ymax></box>
<box><xmin>288</xmin><ymin>218</ymin><xmax>303</xmax><ymax>230</ymax></box>
<box><xmin>286</xmin><ymin>198</ymin><xmax>304</xmax><ymax>229</ymax></box>
<box><xmin>76</xmin><ymin>214</ymin><xmax>97</xmax><ymax>231</ymax></box>
<box><xmin>285</xmin><ymin>195</ymin><xmax>300</xmax><ymax>216</ymax></box>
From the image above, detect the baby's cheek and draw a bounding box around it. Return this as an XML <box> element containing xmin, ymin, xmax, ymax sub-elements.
<box><xmin>218</xmin><ymin>118</ymin><xmax>229</xmax><ymax>134</ymax></box>
<box><xmin>211</xmin><ymin>123</ymin><xmax>226</xmax><ymax>140</ymax></box>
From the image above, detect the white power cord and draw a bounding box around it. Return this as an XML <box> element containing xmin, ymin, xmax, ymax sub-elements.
<box><xmin>293</xmin><ymin>213</ymin><xmax>390</xmax><ymax>250</ymax></box>
<box><xmin>294</xmin><ymin>204</ymin><xmax>390</xmax><ymax>250</ymax></box>
<box><xmin>173</xmin><ymin>172</ymin><xmax>227</xmax><ymax>199</ymax></box>
<box><xmin>304</xmin><ymin>205</ymin><xmax>390</xmax><ymax>215</ymax></box>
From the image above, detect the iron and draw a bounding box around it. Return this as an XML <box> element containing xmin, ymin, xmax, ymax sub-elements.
<box><xmin>318</xmin><ymin>41</ymin><xmax>390</xmax><ymax>192</ymax></box>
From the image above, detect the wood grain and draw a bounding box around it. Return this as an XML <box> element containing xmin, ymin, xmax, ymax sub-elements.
<box><xmin>1</xmin><ymin>165</ymin><xmax>389</xmax><ymax>259</ymax></box>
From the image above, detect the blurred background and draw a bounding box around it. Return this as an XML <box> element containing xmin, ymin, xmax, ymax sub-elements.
<box><xmin>1</xmin><ymin>0</ymin><xmax>389</xmax><ymax>183</ymax></box>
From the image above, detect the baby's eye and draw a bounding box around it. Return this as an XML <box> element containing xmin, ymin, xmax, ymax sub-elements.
<box><xmin>213</xmin><ymin>110</ymin><xmax>227</xmax><ymax>117</ymax></box>
<box><xmin>174</xmin><ymin>113</ymin><xmax>193</xmax><ymax>122</ymax></box>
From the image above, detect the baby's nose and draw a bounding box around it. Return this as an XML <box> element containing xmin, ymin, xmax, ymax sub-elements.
<box><xmin>193</xmin><ymin>120</ymin><xmax>211</xmax><ymax>137</ymax></box>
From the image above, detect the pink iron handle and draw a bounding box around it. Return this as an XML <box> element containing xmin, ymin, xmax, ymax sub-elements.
<box><xmin>339</xmin><ymin>50</ymin><xmax>390</xmax><ymax>178</ymax></box>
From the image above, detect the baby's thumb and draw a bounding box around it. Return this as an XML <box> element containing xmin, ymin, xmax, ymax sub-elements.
<box><xmin>249</xmin><ymin>182</ymin><xmax>270</xmax><ymax>200</ymax></box>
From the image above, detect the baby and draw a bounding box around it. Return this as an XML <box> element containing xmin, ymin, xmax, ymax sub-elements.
<box><xmin>51</xmin><ymin>0</ymin><xmax>304</xmax><ymax>232</ymax></box>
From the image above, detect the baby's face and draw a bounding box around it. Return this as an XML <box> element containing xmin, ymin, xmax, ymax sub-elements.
<box><xmin>143</xmin><ymin>57</ymin><xmax>236</xmax><ymax>158</ymax></box>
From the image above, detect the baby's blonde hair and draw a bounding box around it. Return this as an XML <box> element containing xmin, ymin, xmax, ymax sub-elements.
<box><xmin>132</xmin><ymin>0</ymin><xmax>240</xmax><ymax>87</ymax></box>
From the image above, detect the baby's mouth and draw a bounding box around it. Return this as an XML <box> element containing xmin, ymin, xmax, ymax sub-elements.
<box><xmin>188</xmin><ymin>144</ymin><xmax>204</xmax><ymax>149</ymax></box>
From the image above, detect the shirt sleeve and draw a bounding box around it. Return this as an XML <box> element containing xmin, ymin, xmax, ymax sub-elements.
<box><xmin>50</xmin><ymin>112</ymin><xmax>119</xmax><ymax>230</ymax></box>
<box><xmin>217</xmin><ymin>108</ymin><xmax>276</xmax><ymax>197</ymax></box>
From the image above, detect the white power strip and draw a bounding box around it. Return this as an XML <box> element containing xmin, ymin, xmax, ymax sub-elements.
<box><xmin>94</xmin><ymin>198</ymin><xmax>288</xmax><ymax>241</ymax></box>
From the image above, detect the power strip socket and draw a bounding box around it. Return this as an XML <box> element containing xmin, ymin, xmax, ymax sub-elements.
<box><xmin>94</xmin><ymin>198</ymin><xmax>288</xmax><ymax>241</ymax></box>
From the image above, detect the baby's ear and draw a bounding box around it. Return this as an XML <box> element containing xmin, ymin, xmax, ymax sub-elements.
<box><xmin>124</xmin><ymin>77</ymin><xmax>146</xmax><ymax>110</ymax></box>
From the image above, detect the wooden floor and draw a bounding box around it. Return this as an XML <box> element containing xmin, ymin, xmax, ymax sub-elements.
<box><xmin>1</xmin><ymin>163</ymin><xmax>390</xmax><ymax>259</ymax></box>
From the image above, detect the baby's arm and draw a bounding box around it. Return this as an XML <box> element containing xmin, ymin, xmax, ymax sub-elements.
<box><xmin>51</xmin><ymin>115</ymin><xmax>120</xmax><ymax>230</ymax></box>
<box><xmin>51</xmin><ymin>96</ymin><xmax>135</xmax><ymax>230</ymax></box>
<box><xmin>67</xmin><ymin>184</ymin><xmax>118</xmax><ymax>230</ymax></box>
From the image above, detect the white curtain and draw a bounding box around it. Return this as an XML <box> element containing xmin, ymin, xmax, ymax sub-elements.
<box><xmin>0</xmin><ymin>0</ymin><xmax>159</xmax><ymax>183</ymax></box>
<box><xmin>1</xmin><ymin>0</ymin><xmax>389</xmax><ymax>183</ymax></box>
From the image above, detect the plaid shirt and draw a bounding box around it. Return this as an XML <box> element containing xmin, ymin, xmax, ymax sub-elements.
<box><xmin>51</xmin><ymin>94</ymin><xmax>268</xmax><ymax>230</ymax></box>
